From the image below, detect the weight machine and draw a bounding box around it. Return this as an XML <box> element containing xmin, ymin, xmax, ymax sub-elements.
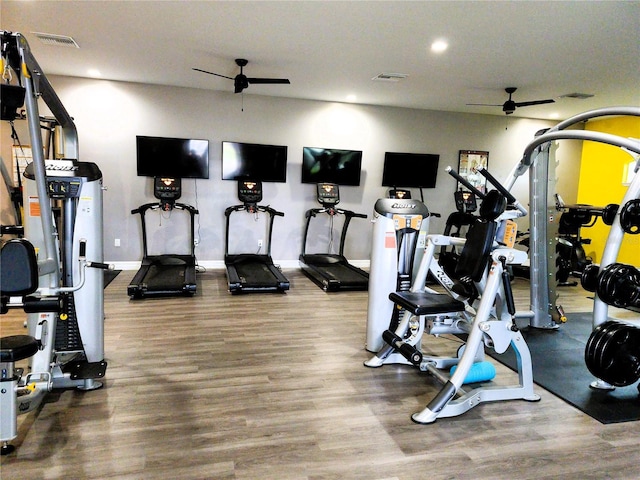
<box><xmin>366</xmin><ymin>166</ymin><xmax>539</xmax><ymax>423</ymax></box>
<box><xmin>515</xmin><ymin>107</ymin><xmax>640</xmax><ymax>330</ymax></box>
<box><xmin>514</xmin><ymin>106</ymin><xmax>640</xmax><ymax>391</ymax></box>
<box><xmin>0</xmin><ymin>31</ymin><xmax>110</xmax><ymax>455</ymax></box>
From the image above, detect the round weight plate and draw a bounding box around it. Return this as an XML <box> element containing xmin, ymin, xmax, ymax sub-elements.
<box><xmin>620</xmin><ymin>199</ymin><xmax>640</xmax><ymax>235</ymax></box>
<box><xmin>581</xmin><ymin>264</ymin><xmax>600</xmax><ymax>292</ymax></box>
<box><xmin>585</xmin><ymin>321</ymin><xmax>623</xmax><ymax>375</ymax></box>
<box><xmin>588</xmin><ymin>322</ymin><xmax>640</xmax><ymax>386</ymax></box>
<box><xmin>602</xmin><ymin>203</ymin><xmax>619</xmax><ymax>226</ymax></box>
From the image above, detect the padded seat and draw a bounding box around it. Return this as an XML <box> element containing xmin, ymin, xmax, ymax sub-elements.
<box><xmin>0</xmin><ymin>335</ymin><xmax>39</xmax><ymax>363</ymax></box>
<box><xmin>389</xmin><ymin>291</ymin><xmax>465</xmax><ymax>316</ymax></box>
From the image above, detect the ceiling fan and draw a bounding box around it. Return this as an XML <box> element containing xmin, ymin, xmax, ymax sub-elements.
<box><xmin>193</xmin><ymin>58</ymin><xmax>290</xmax><ymax>94</ymax></box>
<box><xmin>467</xmin><ymin>87</ymin><xmax>555</xmax><ymax>115</ymax></box>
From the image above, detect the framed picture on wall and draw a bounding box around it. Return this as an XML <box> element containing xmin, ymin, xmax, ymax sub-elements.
<box><xmin>458</xmin><ymin>150</ymin><xmax>489</xmax><ymax>193</ymax></box>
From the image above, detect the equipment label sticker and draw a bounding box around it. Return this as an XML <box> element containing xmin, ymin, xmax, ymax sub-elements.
<box><xmin>385</xmin><ymin>232</ymin><xmax>396</xmax><ymax>248</ymax></box>
<box><xmin>28</xmin><ymin>196</ymin><xmax>41</xmax><ymax>217</ymax></box>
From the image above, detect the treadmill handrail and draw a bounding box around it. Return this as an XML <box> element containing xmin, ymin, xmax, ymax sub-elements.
<box><xmin>305</xmin><ymin>207</ymin><xmax>367</xmax><ymax>219</ymax></box>
<box><xmin>225</xmin><ymin>204</ymin><xmax>284</xmax><ymax>217</ymax></box>
<box><xmin>132</xmin><ymin>202</ymin><xmax>199</xmax><ymax>216</ymax></box>
<box><xmin>301</xmin><ymin>207</ymin><xmax>367</xmax><ymax>257</ymax></box>
<box><xmin>224</xmin><ymin>203</ymin><xmax>285</xmax><ymax>256</ymax></box>
<box><xmin>131</xmin><ymin>201</ymin><xmax>199</xmax><ymax>258</ymax></box>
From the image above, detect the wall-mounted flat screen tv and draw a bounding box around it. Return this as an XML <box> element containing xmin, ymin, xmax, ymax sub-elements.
<box><xmin>136</xmin><ymin>135</ymin><xmax>210</xmax><ymax>179</ymax></box>
<box><xmin>301</xmin><ymin>147</ymin><xmax>362</xmax><ymax>186</ymax></box>
<box><xmin>221</xmin><ymin>141</ymin><xmax>288</xmax><ymax>183</ymax></box>
<box><xmin>382</xmin><ymin>152</ymin><xmax>440</xmax><ymax>188</ymax></box>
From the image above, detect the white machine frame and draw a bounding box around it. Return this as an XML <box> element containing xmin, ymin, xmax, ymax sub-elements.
<box><xmin>365</xmin><ymin>167</ymin><xmax>540</xmax><ymax>423</ymax></box>
<box><xmin>0</xmin><ymin>31</ymin><xmax>109</xmax><ymax>455</ymax></box>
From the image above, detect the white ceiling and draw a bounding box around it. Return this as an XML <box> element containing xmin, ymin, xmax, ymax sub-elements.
<box><xmin>2</xmin><ymin>1</ymin><xmax>639</xmax><ymax>120</ymax></box>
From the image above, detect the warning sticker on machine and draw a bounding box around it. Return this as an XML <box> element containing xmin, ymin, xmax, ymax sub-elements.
<box><xmin>385</xmin><ymin>232</ymin><xmax>396</xmax><ymax>248</ymax></box>
<box><xmin>28</xmin><ymin>196</ymin><xmax>41</xmax><ymax>217</ymax></box>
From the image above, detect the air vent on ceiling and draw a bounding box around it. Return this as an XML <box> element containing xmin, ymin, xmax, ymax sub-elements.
<box><xmin>560</xmin><ymin>92</ymin><xmax>594</xmax><ymax>100</ymax></box>
<box><xmin>32</xmin><ymin>32</ymin><xmax>80</xmax><ymax>48</ymax></box>
<box><xmin>372</xmin><ymin>73</ymin><xmax>409</xmax><ymax>82</ymax></box>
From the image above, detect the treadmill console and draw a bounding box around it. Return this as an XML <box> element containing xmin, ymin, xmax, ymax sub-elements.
<box><xmin>388</xmin><ymin>188</ymin><xmax>411</xmax><ymax>199</ymax></box>
<box><xmin>317</xmin><ymin>183</ymin><xmax>340</xmax><ymax>207</ymax></box>
<box><xmin>238</xmin><ymin>180</ymin><xmax>263</xmax><ymax>209</ymax></box>
<box><xmin>455</xmin><ymin>190</ymin><xmax>477</xmax><ymax>213</ymax></box>
<box><xmin>154</xmin><ymin>177</ymin><xmax>182</xmax><ymax>210</ymax></box>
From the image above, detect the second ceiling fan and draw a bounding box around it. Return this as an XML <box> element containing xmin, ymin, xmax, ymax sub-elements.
<box><xmin>468</xmin><ymin>87</ymin><xmax>555</xmax><ymax>115</ymax></box>
<box><xmin>193</xmin><ymin>58</ymin><xmax>290</xmax><ymax>94</ymax></box>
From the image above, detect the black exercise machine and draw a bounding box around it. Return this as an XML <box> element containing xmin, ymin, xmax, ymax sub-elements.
<box><xmin>438</xmin><ymin>190</ymin><xmax>480</xmax><ymax>278</ymax></box>
<box><xmin>128</xmin><ymin>177</ymin><xmax>198</xmax><ymax>298</ymax></box>
<box><xmin>554</xmin><ymin>195</ymin><xmax>606</xmax><ymax>285</ymax></box>
<box><xmin>224</xmin><ymin>180</ymin><xmax>289</xmax><ymax>294</ymax></box>
<box><xmin>299</xmin><ymin>183</ymin><xmax>368</xmax><ymax>292</ymax></box>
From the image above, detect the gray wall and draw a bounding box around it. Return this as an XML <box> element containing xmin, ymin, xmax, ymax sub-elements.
<box><xmin>1</xmin><ymin>75</ymin><xmax>582</xmax><ymax>268</ymax></box>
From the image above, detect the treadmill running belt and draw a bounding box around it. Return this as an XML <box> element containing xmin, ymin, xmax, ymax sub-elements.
<box><xmin>144</xmin><ymin>264</ymin><xmax>185</xmax><ymax>290</ymax></box>
<box><xmin>234</xmin><ymin>262</ymin><xmax>278</xmax><ymax>285</ymax></box>
<box><xmin>317</xmin><ymin>263</ymin><xmax>367</xmax><ymax>285</ymax></box>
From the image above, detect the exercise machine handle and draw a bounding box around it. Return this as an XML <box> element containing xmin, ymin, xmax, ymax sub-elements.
<box><xmin>446</xmin><ymin>167</ymin><xmax>486</xmax><ymax>199</ymax></box>
<box><xmin>475</xmin><ymin>166</ymin><xmax>516</xmax><ymax>205</ymax></box>
<box><xmin>346</xmin><ymin>211</ymin><xmax>368</xmax><ymax>219</ymax></box>
<box><xmin>382</xmin><ymin>330</ymin><xmax>423</xmax><ymax>366</ymax></box>
<box><xmin>87</xmin><ymin>261</ymin><xmax>114</xmax><ymax>270</ymax></box>
<box><xmin>476</xmin><ymin>166</ymin><xmax>528</xmax><ymax>216</ymax></box>
<box><xmin>499</xmin><ymin>256</ymin><xmax>516</xmax><ymax>316</ymax></box>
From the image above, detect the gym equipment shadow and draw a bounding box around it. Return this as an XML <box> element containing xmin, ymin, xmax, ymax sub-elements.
<box><xmin>104</xmin><ymin>269</ymin><xmax>121</xmax><ymax>288</ymax></box>
<box><xmin>490</xmin><ymin>312</ymin><xmax>640</xmax><ymax>424</ymax></box>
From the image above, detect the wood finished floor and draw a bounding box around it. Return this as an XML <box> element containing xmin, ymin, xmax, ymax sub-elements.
<box><xmin>1</xmin><ymin>269</ymin><xmax>639</xmax><ymax>480</ymax></box>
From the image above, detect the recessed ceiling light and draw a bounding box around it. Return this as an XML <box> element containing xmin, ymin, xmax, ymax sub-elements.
<box><xmin>87</xmin><ymin>69</ymin><xmax>101</xmax><ymax>78</ymax></box>
<box><xmin>346</xmin><ymin>94</ymin><xmax>357</xmax><ymax>102</ymax></box>
<box><xmin>431</xmin><ymin>40</ymin><xmax>448</xmax><ymax>53</ymax></box>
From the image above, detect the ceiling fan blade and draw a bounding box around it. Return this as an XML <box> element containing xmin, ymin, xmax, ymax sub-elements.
<box><xmin>514</xmin><ymin>99</ymin><xmax>555</xmax><ymax>107</ymax></box>
<box><xmin>466</xmin><ymin>103</ymin><xmax>502</xmax><ymax>107</ymax></box>
<box><xmin>192</xmin><ymin>68</ymin><xmax>234</xmax><ymax>80</ymax></box>
<box><xmin>246</xmin><ymin>77</ymin><xmax>291</xmax><ymax>85</ymax></box>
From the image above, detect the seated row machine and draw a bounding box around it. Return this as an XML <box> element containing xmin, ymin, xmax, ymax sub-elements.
<box><xmin>365</xmin><ymin>168</ymin><xmax>539</xmax><ymax>423</ymax></box>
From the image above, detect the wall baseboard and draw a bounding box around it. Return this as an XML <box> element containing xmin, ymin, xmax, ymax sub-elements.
<box><xmin>108</xmin><ymin>259</ymin><xmax>371</xmax><ymax>271</ymax></box>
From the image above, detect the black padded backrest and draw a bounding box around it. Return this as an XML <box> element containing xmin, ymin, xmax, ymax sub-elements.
<box><xmin>1</xmin><ymin>239</ymin><xmax>39</xmax><ymax>296</ymax></box>
<box><xmin>479</xmin><ymin>190</ymin><xmax>507</xmax><ymax>221</ymax></box>
<box><xmin>454</xmin><ymin>220</ymin><xmax>497</xmax><ymax>282</ymax></box>
<box><xmin>443</xmin><ymin>212</ymin><xmax>477</xmax><ymax>235</ymax></box>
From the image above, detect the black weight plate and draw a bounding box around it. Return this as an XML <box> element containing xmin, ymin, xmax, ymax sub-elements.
<box><xmin>585</xmin><ymin>321</ymin><xmax>621</xmax><ymax>371</ymax></box>
<box><xmin>589</xmin><ymin>323</ymin><xmax>640</xmax><ymax>386</ymax></box>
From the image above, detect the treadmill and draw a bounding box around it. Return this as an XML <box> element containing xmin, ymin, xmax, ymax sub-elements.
<box><xmin>128</xmin><ymin>177</ymin><xmax>199</xmax><ymax>299</ymax></box>
<box><xmin>224</xmin><ymin>180</ymin><xmax>289</xmax><ymax>294</ymax></box>
<box><xmin>299</xmin><ymin>183</ymin><xmax>368</xmax><ymax>291</ymax></box>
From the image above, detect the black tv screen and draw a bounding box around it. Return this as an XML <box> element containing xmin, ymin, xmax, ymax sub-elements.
<box><xmin>382</xmin><ymin>152</ymin><xmax>440</xmax><ymax>188</ymax></box>
<box><xmin>301</xmin><ymin>147</ymin><xmax>362</xmax><ymax>186</ymax></box>
<box><xmin>136</xmin><ymin>136</ymin><xmax>209</xmax><ymax>179</ymax></box>
<box><xmin>221</xmin><ymin>141</ymin><xmax>288</xmax><ymax>183</ymax></box>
